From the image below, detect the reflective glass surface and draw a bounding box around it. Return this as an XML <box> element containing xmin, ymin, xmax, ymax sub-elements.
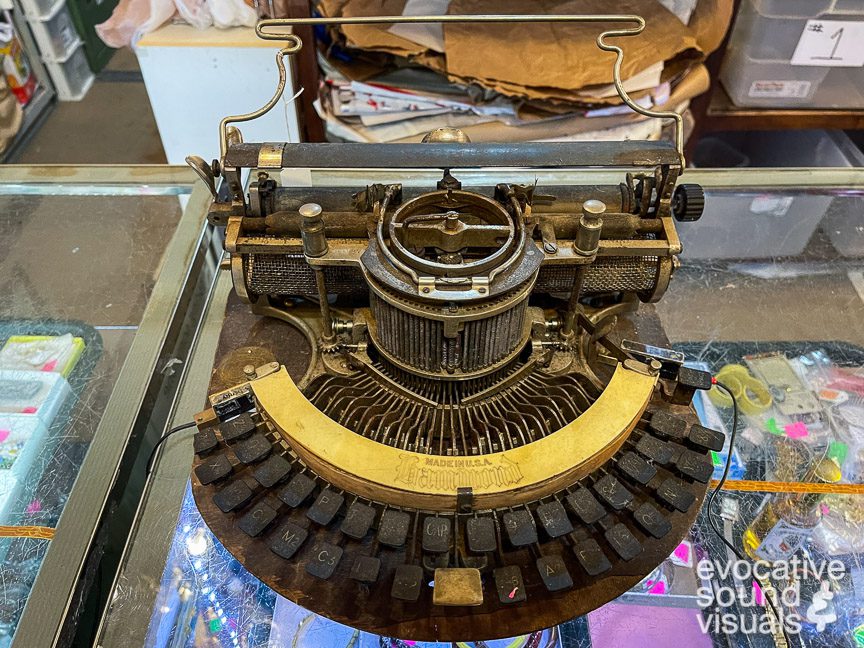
<box><xmin>0</xmin><ymin>173</ymin><xmax>192</xmax><ymax>643</ymax></box>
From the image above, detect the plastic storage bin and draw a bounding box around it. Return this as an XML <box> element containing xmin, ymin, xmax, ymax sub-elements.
<box><xmin>679</xmin><ymin>130</ymin><xmax>864</xmax><ymax>259</ymax></box>
<box><xmin>19</xmin><ymin>0</ymin><xmax>63</xmax><ymax>20</ymax></box>
<box><xmin>26</xmin><ymin>1</ymin><xmax>80</xmax><ymax>62</ymax></box>
<box><xmin>43</xmin><ymin>40</ymin><xmax>94</xmax><ymax>101</ymax></box>
<box><xmin>720</xmin><ymin>0</ymin><xmax>864</xmax><ymax>108</ymax></box>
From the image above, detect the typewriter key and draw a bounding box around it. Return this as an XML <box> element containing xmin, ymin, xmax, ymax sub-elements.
<box><xmin>269</xmin><ymin>521</ymin><xmax>308</xmax><ymax>560</ymax></box>
<box><xmin>307</xmin><ymin>489</ymin><xmax>344</xmax><ymax>526</ymax></box>
<box><xmin>378</xmin><ymin>510</ymin><xmax>411</xmax><ymax>548</ymax></box>
<box><xmin>657</xmin><ymin>477</ymin><xmax>696</xmax><ymax>512</ymax></box>
<box><xmin>573</xmin><ymin>538</ymin><xmax>612</xmax><ymax>576</ymax></box>
<box><xmin>494</xmin><ymin>565</ymin><xmax>526</xmax><ymax>604</ymax></box>
<box><xmin>422</xmin><ymin>517</ymin><xmax>451</xmax><ymax>553</ymax></box>
<box><xmin>238</xmin><ymin>502</ymin><xmax>277</xmax><ymax>537</ymax></box>
<box><xmin>194</xmin><ymin>454</ymin><xmax>232</xmax><ymax>485</ymax></box>
<box><xmin>567</xmin><ymin>487</ymin><xmax>605</xmax><ymax>524</ymax></box>
<box><xmin>340</xmin><ymin>502</ymin><xmax>376</xmax><ymax>539</ymax></box>
<box><xmin>350</xmin><ymin>555</ymin><xmax>381</xmax><ymax>583</ymax></box>
<box><xmin>193</xmin><ymin>429</ymin><xmax>218</xmax><ymax>455</ymax></box>
<box><xmin>278</xmin><ymin>474</ymin><xmax>315</xmax><ymax>508</ymax></box>
<box><xmin>536</xmin><ymin>556</ymin><xmax>573</xmax><ymax>592</ymax></box>
<box><xmin>633</xmin><ymin>502</ymin><xmax>672</xmax><ymax>539</ymax></box>
<box><xmin>466</xmin><ymin>517</ymin><xmax>496</xmax><ymax>553</ymax></box>
<box><xmin>593</xmin><ymin>475</ymin><xmax>633</xmax><ymax>510</ymax></box>
<box><xmin>233</xmin><ymin>433</ymin><xmax>271</xmax><ymax>464</ymax></box>
<box><xmin>391</xmin><ymin>565</ymin><xmax>424</xmax><ymax>601</ymax></box>
<box><xmin>305</xmin><ymin>542</ymin><xmax>343</xmax><ymax>580</ymax></box>
<box><xmin>536</xmin><ymin>501</ymin><xmax>573</xmax><ymax>538</ymax></box>
<box><xmin>605</xmin><ymin>523</ymin><xmax>642</xmax><ymax>561</ymax></box>
<box><xmin>219</xmin><ymin>412</ymin><xmax>256</xmax><ymax>442</ymax></box>
<box><xmin>253</xmin><ymin>454</ymin><xmax>291</xmax><ymax>488</ymax></box>
<box><xmin>212</xmin><ymin>479</ymin><xmax>252</xmax><ymax>513</ymax></box>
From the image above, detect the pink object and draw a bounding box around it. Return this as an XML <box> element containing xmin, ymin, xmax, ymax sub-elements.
<box><xmin>672</xmin><ymin>541</ymin><xmax>692</xmax><ymax>566</ymax></box>
<box><xmin>0</xmin><ymin>430</ymin><xmax>9</xmax><ymax>443</ymax></box>
<box><xmin>41</xmin><ymin>359</ymin><xmax>57</xmax><ymax>372</ymax></box>
<box><xmin>785</xmin><ymin>422</ymin><xmax>808</xmax><ymax>439</ymax></box>
<box><xmin>25</xmin><ymin>500</ymin><xmax>41</xmax><ymax>514</ymax></box>
<box><xmin>21</xmin><ymin>407</ymin><xmax>37</xmax><ymax>414</ymax></box>
<box><xmin>648</xmin><ymin>581</ymin><xmax>667</xmax><ymax>595</ymax></box>
<box><xmin>820</xmin><ymin>503</ymin><xmax>830</xmax><ymax>515</ymax></box>
<box><xmin>589</xmin><ymin>603</ymin><xmax>712</xmax><ymax>648</ymax></box>
<box><xmin>828</xmin><ymin>370</ymin><xmax>864</xmax><ymax>397</ymax></box>
<box><xmin>753</xmin><ymin>580</ymin><xmax>765</xmax><ymax>606</ymax></box>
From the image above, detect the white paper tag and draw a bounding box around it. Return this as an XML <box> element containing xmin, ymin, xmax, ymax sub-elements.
<box><xmin>791</xmin><ymin>20</ymin><xmax>864</xmax><ymax>67</ymax></box>
<box><xmin>657</xmin><ymin>0</ymin><xmax>697</xmax><ymax>25</ymax></box>
<box><xmin>748</xmin><ymin>80</ymin><xmax>812</xmax><ymax>99</ymax></box>
<box><xmin>388</xmin><ymin>0</ymin><xmax>451</xmax><ymax>53</ymax></box>
<box><xmin>279</xmin><ymin>168</ymin><xmax>313</xmax><ymax>187</ymax></box>
<box><xmin>750</xmin><ymin>195</ymin><xmax>794</xmax><ymax>217</ymax></box>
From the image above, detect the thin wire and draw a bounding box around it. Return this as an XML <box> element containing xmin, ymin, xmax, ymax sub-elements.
<box><xmin>284</xmin><ymin>85</ymin><xmax>304</xmax><ymax>136</ymax></box>
<box><xmin>145</xmin><ymin>421</ymin><xmax>197</xmax><ymax>474</ymax></box>
<box><xmin>707</xmin><ymin>380</ymin><xmax>790</xmax><ymax>646</ymax></box>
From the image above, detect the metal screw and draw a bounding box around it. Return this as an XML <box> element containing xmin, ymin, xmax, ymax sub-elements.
<box><xmin>422</xmin><ymin>287</ymin><xmax>431</xmax><ymax>294</ymax></box>
<box><xmin>543</xmin><ymin>242</ymin><xmax>558</xmax><ymax>254</ymax></box>
<box><xmin>243</xmin><ymin>364</ymin><xmax>257</xmax><ymax>379</ymax></box>
<box><xmin>444</xmin><ymin>211</ymin><xmax>460</xmax><ymax>230</ymax></box>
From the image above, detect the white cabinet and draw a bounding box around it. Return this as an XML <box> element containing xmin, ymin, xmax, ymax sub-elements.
<box><xmin>136</xmin><ymin>24</ymin><xmax>302</xmax><ymax>164</ymax></box>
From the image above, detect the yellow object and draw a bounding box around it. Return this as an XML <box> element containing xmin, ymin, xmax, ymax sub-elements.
<box><xmin>250</xmin><ymin>364</ymin><xmax>656</xmax><ymax>511</ymax></box>
<box><xmin>0</xmin><ymin>525</ymin><xmax>55</xmax><ymax>540</ymax></box>
<box><xmin>0</xmin><ymin>335</ymin><xmax>85</xmax><ymax>377</ymax></box>
<box><xmin>708</xmin><ymin>364</ymin><xmax>773</xmax><ymax>415</ymax></box>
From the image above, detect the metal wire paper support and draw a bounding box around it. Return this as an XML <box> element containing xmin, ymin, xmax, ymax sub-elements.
<box><xmin>219</xmin><ymin>14</ymin><xmax>685</xmax><ymax>166</ymax></box>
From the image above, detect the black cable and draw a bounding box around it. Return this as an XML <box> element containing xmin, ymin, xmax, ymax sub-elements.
<box><xmin>707</xmin><ymin>380</ymin><xmax>790</xmax><ymax>646</ymax></box>
<box><xmin>145</xmin><ymin>421</ymin><xmax>197</xmax><ymax>474</ymax></box>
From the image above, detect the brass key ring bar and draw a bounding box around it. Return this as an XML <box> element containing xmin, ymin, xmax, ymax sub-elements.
<box><xmin>248</xmin><ymin>364</ymin><xmax>657</xmax><ymax>511</ymax></box>
<box><xmin>219</xmin><ymin>14</ymin><xmax>685</xmax><ymax>164</ymax></box>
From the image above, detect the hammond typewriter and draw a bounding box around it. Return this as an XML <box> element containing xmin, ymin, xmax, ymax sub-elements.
<box><xmin>185</xmin><ymin>14</ymin><xmax>719</xmax><ymax>641</ymax></box>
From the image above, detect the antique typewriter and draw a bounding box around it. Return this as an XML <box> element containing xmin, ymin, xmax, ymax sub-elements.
<box><xmin>185</xmin><ymin>14</ymin><xmax>719</xmax><ymax>641</ymax></box>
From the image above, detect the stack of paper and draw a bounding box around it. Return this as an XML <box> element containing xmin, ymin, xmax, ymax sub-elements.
<box><xmin>314</xmin><ymin>0</ymin><xmax>729</xmax><ymax>142</ymax></box>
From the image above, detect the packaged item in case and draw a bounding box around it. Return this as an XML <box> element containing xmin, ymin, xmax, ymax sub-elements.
<box><xmin>0</xmin><ymin>413</ymin><xmax>50</xmax><ymax>478</ymax></box>
<box><xmin>0</xmin><ymin>19</ymin><xmax>36</xmax><ymax>106</ymax></box>
<box><xmin>0</xmin><ymin>370</ymin><xmax>71</xmax><ymax>424</ymax></box>
<box><xmin>0</xmin><ymin>414</ymin><xmax>47</xmax><ymax>526</ymax></box>
<box><xmin>0</xmin><ymin>469</ymin><xmax>20</xmax><ymax>525</ymax></box>
<box><xmin>0</xmin><ymin>333</ymin><xmax>85</xmax><ymax>376</ymax></box>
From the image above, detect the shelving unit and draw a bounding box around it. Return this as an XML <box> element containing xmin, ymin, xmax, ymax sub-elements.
<box><xmin>0</xmin><ymin>6</ymin><xmax>55</xmax><ymax>161</ymax></box>
<box><xmin>688</xmin><ymin>0</ymin><xmax>864</xmax><ymax>156</ymax></box>
<box><xmin>705</xmin><ymin>85</ymin><xmax>864</xmax><ymax>131</ymax></box>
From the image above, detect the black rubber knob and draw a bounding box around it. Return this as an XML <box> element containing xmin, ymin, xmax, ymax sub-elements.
<box><xmin>672</xmin><ymin>184</ymin><xmax>705</xmax><ymax>222</ymax></box>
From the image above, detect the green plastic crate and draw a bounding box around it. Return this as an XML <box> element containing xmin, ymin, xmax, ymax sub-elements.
<box><xmin>65</xmin><ymin>0</ymin><xmax>117</xmax><ymax>72</ymax></box>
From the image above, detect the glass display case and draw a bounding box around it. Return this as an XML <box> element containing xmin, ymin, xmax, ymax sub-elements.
<box><xmin>0</xmin><ymin>166</ymin><xmax>219</xmax><ymax>647</ymax></box>
<box><xmin>5</xmin><ymin>165</ymin><xmax>864</xmax><ymax>648</ymax></box>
